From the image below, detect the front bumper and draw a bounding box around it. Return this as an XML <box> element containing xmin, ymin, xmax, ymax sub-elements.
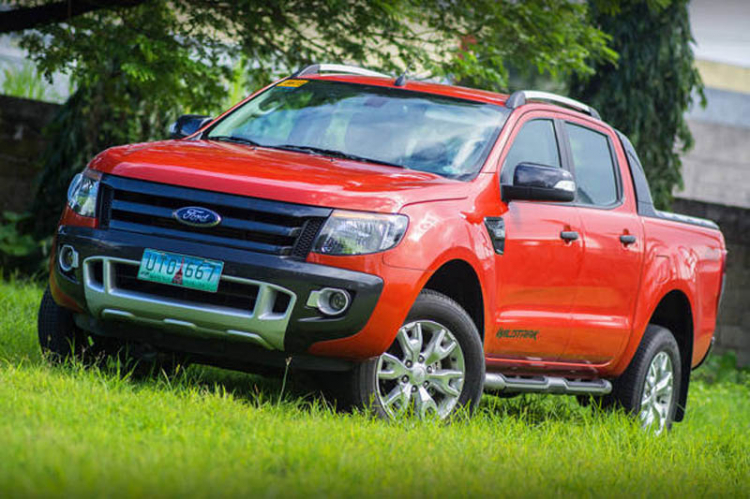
<box><xmin>53</xmin><ymin>225</ymin><xmax>384</xmax><ymax>356</ymax></box>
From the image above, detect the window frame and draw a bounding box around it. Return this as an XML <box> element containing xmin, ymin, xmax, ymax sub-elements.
<box><xmin>499</xmin><ymin>117</ymin><xmax>566</xmax><ymax>186</ymax></box>
<box><xmin>558</xmin><ymin>119</ymin><xmax>623</xmax><ymax>210</ymax></box>
<box><xmin>204</xmin><ymin>79</ymin><xmax>511</xmax><ymax>182</ymax></box>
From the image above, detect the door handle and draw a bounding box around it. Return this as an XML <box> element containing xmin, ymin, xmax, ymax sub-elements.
<box><xmin>560</xmin><ymin>230</ymin><xmax>579</xmax><ymax>242</ymax></box>
<box><xmin>620</xmin><ymin>234</ymin><xmax>637</xmax><ymax>245</ymax></box>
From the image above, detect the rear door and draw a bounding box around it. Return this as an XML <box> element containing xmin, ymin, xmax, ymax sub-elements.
<box><xmin>559</xmin><ymin>119</ymin><xmax>645</xmax><ymax>364</ymax></box>
<box><xmin>487</xmin><ymin>113</ymin><xmax>584</xmax><ymax>362</ymax></box>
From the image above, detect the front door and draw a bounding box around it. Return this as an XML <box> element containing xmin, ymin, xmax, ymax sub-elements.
<box><xmin>486</xmin><ymin>115</ymin><xmax>584</xmax><ymax>362</ymax></box>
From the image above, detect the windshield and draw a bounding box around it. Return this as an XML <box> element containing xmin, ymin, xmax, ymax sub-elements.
<box><xmin>207</xmin><ymin>79</ymin><xmax>509</xmax><ymax>180</ymax></box>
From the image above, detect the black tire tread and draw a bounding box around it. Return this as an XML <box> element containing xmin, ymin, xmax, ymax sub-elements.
<box><xmin>37</xmin><ymin>286</ymin><xmax>85</xmax><ymax>361</ymax></box>
<box><xmin>350</xmin><ymin>289</ymin><xmax>485</xmax><ymax>418</ymax></box>
<box><xmin>609</xmin><ymin>324</ymin><xmax>681</xmax><ymax>428</ymax></box>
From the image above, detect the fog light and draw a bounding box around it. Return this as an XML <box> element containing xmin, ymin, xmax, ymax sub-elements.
<box><xmin>58</xmin><ymin>245</ymin><xmax>79</xmax><ymax>272</ymax></box>
<box><xmin>307</xmin><ymin>288</ymin><xmax>351</xmax><ymax>316</ymax></box>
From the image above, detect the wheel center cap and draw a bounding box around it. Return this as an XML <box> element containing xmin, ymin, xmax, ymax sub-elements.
<box><xmin>411</xmin><ymin>364</ymin><xmax>426</xmax><ymax>384</ymax></box>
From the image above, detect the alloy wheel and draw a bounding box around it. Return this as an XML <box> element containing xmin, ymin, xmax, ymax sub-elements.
<box><xmin>639</xmin><ymin>351</ymin><xmax>675</xmax><ymax>434</ymax></box>
<box><xmin>375</xmin><ymin>320</ymin><xmax>466</xmax><ymax>418</ymax></box>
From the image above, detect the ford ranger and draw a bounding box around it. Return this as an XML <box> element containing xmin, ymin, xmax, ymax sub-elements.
<box><xmin>39</xmin><ymin>64</ymin><xmax>727</xmax><ymax>433</ymax></box>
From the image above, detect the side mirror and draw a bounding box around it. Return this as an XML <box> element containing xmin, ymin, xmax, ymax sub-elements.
<box><xmin>169</xmin><ymin>114</ymin><xmax>213</xmax><ymax>139</ymax></box>
<box><xmin>502</xmin><ymin>162</ymin><xmax>576</xmax><ymax>203</ymax></box>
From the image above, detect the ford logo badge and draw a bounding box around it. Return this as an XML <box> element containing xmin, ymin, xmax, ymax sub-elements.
<box><xmin>173</xmin><ymin>206</ymin><xmax>222</xmax><ymax>228</ymax></box>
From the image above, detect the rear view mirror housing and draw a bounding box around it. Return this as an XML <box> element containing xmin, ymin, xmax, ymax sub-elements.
<box><xmin>169</xmin><ymin>115</ymin><xmax>213</xmax><ymax>139</ymax></box>
<box><xmin>501</xmin><ymin>162</ymin><xmax>576</xmax><ymax>203</ymax></box>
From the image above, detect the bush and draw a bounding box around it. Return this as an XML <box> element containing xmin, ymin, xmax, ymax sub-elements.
<box><xmin>0</xmin><ymin>212</ymin><xmax>49</xmax><ymax>275</ymax></box>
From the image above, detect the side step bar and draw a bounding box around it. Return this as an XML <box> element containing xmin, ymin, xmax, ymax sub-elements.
<box><xmin>484</xmin><ymin>373</ymin><xmax>612</xmax><ymax>395</ymax></box>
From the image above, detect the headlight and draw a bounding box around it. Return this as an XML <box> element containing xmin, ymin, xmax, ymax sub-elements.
<box><xmin>67</xmin><ymin>170</ymin><xmax>101</xmax><ymax>218</ymax></box>
<box><xmin>312</xmin><ymin>210</ymin><xmax>408</xmax><ymax>255</ymax></box>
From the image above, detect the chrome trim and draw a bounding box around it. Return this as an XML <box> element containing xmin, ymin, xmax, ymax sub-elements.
<box><xmin>172</xmin><ymin>206</ymin><xmax>222</xmax><ymax>228</ymax></box>
<box><xmin>306</xmin><ymin>287</ymin><xmax>351</xmax><ymax>316</ymax></box>
<box><xmin>59</xmin><ymin>245</ymin><xmax>80</xmax><ymax>271</ymax></box>
<box><xmin>554</xmin><ymin>180</ymin><xmax>576</xmax><ymax>192</ymax></box>
<box><xmin>82</xmin><ymin>256</ymin><xmax>296</xmax><ymax>351</ymax></box>
<box><xmin>484</xmin><ymin>373</ymin><xmax>612</xmax><ymax>395</ymax></box>
<box><xmin>506</xmin><ymin>90</ymin><xmax>601</xmax><ymax>120</ymax></box>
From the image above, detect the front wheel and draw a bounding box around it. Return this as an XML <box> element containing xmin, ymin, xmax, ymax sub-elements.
<box><xmin>38</xmin><ymin>286</ymin><xmax>89</xmax><ymax>362</ymax></box>
<box><xmin>610</xmin><ymin>324</ymin><xmax>681</xmax><ymax>434</ymax></box>
<box><xmin>351</xmin><ymin>290</ymin><xmax>485</xmax><ymax>419</ymax></box>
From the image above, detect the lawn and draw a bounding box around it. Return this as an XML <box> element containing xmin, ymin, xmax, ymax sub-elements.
<box><xmin>1</xmin><ymin>278</ymin><xmax>748</xmax><ymax>498</ymax></box>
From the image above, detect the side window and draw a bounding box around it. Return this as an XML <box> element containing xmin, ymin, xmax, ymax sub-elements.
<box><xmin>502</xmin><ymin>119</ymin><xmax>560</xmax><ymax>181</ymax></box>
<box><xmin>565</xmin><ymin>123</ymin><xmax>618</xmax><ymax>206</ymax></box>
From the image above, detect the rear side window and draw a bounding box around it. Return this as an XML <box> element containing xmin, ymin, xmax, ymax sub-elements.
<box><xmin>502</xmin><ymin>119</ymin><xmax>560</xmax><ymax>181</ymax></box>
<box><xmin>565</xmin><ymin>123</ymin><xmax>618</xmax><ymax>206</ymax></box>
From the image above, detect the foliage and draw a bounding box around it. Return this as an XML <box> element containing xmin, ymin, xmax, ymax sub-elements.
<box><xmin>428</xmin><ymin>0</ymin><xmax>617</xmax><ymax>93</ymax></box>
<box><xmin>0</xmin><ymin>211</ymin><xmax>39</xmax><ymax>268</ymax></box>
<box><xmin>694</xmin><ymin>351</ymin><xmax>750</xmax><ymax>385</ymax></box>
<box><xmin>0</xmin><ymin>280</ymin><xmax>749</xmax><ymax>497</ymax></box>
<box><xmin>570</xmin><ymin>0</ymin><xmax>704</xmax><ymax>210</ymax></box>
<box><xmin>1</xmin><ymin>60</ymin><xmax>59</xmax><ymax>102</ymax></box>
<box><xmin>15</xmin><ymin>0</ymin><xmax>617</xmax><ymax>237</ymax></box>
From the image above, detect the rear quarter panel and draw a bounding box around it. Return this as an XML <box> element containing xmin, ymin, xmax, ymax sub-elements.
<box><xmin>613</xmin><ymin>217</ymin><xmax>726</xmax><ymax>374</ymax></box>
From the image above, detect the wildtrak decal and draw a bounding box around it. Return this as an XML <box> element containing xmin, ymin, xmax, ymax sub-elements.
<box><xmin>496</xmin><ymin>328</ymin><xmax>539</xmax><ymax>340</ymax></box>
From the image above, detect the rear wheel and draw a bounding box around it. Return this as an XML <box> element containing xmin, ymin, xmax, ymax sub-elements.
<box><xmin>610</xmin><ymin>324</ymin><xmax>681</xmax><ymax>434</ymax></box>
<box><xmin>351</xmin><ymin>290</ymin><xmax>484</xmax><ymax>419</ymax></box>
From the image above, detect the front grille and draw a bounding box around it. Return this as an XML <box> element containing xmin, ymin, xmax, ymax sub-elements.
<box><xmin>113</xmin><ymin>263</ymin><xmax>260</xmax><ymax>311</ymax></box>
<box><xmin>99</xmin><ymin>175</ymin><xmax>331</xmax><ymax>258</ymax></box>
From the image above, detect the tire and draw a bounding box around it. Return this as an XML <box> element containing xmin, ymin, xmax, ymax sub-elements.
<box><xmin>610</xmin><ymin>324</ymin><xmax>681</xmax><ymax>434</ymax></box>
<box><xmin>38</xmin><ymin>287</ymin><xmax>188</xmax><ymax>375</ymax></box>
<box><xmin>38</xmin><ymin>286</ymin><xmax>89</xmax><ymax>362</ymax></box>
<box><xmin>351</xmin><ymin>290</ymin><xmax>485</xmax><ymax>419</ymax></box>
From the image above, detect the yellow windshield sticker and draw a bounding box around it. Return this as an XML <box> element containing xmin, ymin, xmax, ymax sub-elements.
<box><xmin>277</xmin><ymin>79</ymin><xmax>308</xmax><ymax>88</ymax></box>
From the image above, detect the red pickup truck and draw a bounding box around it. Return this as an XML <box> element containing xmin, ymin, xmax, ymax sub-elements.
<box><xmin>40</xmin><ymin>64</ymin><xmax>726</xmax><ymax>433</ymax></box>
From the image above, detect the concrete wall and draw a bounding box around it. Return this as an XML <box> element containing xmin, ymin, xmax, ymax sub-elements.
<box><xmin>0</xmin><ymin>95</ymin><xmax>59</xmax><ymax>213</ymax></box>
<box><xmin>672</xmin><ymin>199</ymin><xmax>750</xmax><ymax>367</ymax></box>
<box><xmin>676</xmin><ymin>58</ymin><xmax>750</xmax><ymax>367</ymax></box>
<box><xmin>679</xmin><ymin>117</ymin><xmax>750</xmax><ymax>209</ymax></box>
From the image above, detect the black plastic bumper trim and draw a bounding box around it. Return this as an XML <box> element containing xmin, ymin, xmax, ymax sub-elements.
<box><xmin>74</xmin><ymin>314</ymin><xmax>355</xmax><ymax>372</ymax></box>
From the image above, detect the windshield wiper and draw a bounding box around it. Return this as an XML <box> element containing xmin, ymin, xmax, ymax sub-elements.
<box><xmin>208</xmin><ymin>135</ymin><xmax>262</xmax><ymax>147</ymax></box>
<box><xmin>273</xmin><ymin>144</ymin><xmax>404</xmax><ymax>169</ymax></box>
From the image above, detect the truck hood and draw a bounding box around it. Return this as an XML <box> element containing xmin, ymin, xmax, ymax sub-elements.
<box><xmin>89</xmin><ymin>140</ymin><xmax>468</xmax><ymax>213</ymax></box>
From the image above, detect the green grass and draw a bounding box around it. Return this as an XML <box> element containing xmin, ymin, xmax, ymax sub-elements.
<box><xmin>1</xmin><ymin>278</ymin><xmax>749</xmax><ymax>498</ymax></box>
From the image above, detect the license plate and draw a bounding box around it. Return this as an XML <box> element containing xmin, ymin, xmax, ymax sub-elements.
<box><xmin>137</xmin><ymin>249</ymin><xmax>224</xmax><ymax>293</ymax></box>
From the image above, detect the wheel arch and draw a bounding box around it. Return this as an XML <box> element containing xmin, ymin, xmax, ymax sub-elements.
<box><xmin>646</xmin><ymin>289</ymin><xmax>694</xmax><ymax>422</ymax></box>
<box><xmin>422</xmin><ymin>259</ymin><xmax>486</xmax><ymax>341</ymax></box>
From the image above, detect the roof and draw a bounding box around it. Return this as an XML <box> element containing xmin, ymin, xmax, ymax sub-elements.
<box><xmin>303</xmin><ymin>74</ymin><xmax>510</xmax><ymax>107</ymax></box>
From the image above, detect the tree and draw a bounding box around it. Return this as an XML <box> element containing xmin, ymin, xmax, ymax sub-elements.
<box><xmin>0</xmin><ymin>0</ymin><xmax>146</xmax><ymax>33</ymax></box>
<box><xmin>570</xmin><ymin>0</ymin><xmax>704</xmax><ymax>209</ymax></box>
<box><xmin>0</xmin><ymin>0</ymin><xmax>616</xmax><ymax>236</ymax></box>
